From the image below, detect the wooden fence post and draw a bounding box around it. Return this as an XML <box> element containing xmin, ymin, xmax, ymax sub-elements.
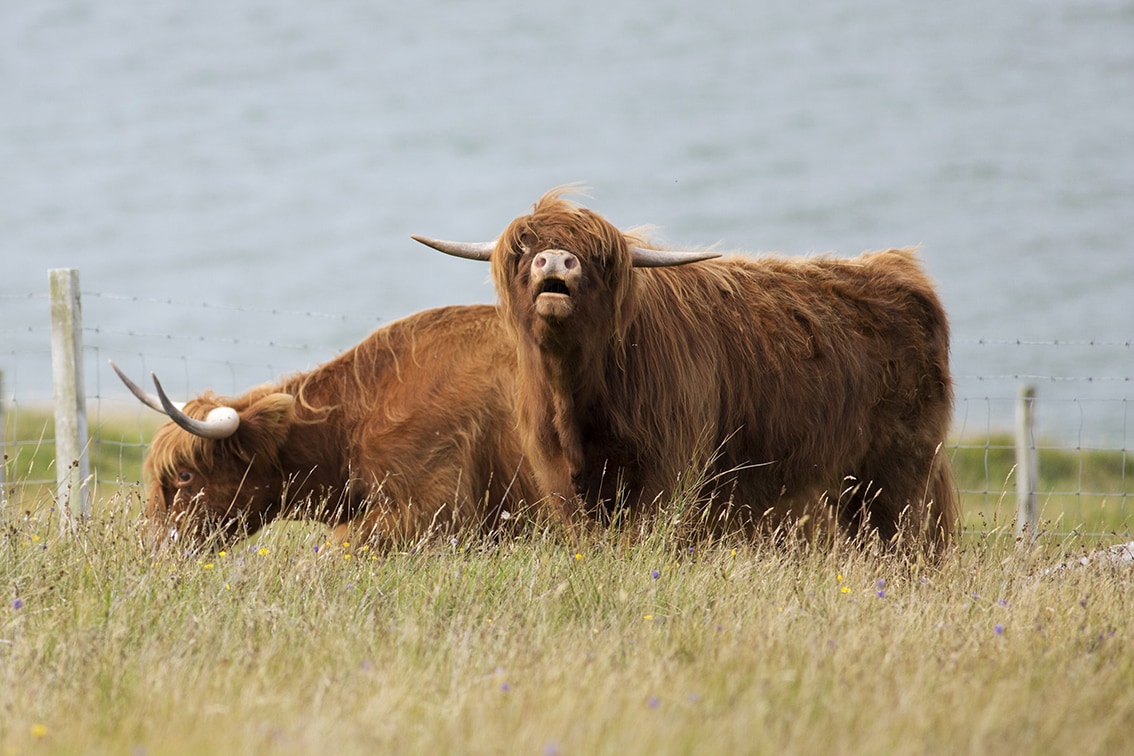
<box><xmin>49</xmin><ymin>268</ymin><xmax>91</xmax><ymax>530</ymax></box>
<box><xmin>1015</xmin><ymin>384</ymin><xmax>1038</xmax><ymax>539</ymax></box>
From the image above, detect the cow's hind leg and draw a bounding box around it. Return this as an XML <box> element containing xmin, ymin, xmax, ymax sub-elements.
<box><xmin>844</xmin><ymin>442</ymin><xmax>955</xmax><ymax>555</ymax></box>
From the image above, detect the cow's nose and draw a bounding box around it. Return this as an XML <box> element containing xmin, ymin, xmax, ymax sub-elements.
<box><xmin>533</xmin><ymin>249</ymin><xmax>578</xmax><ymax>276</ymax></box>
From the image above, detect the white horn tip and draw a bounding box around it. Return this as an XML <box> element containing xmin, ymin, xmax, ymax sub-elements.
<box><xmin>205</xmin><ymin>407</ymin><xmax>241</xmax><ymax>435</ymax></box>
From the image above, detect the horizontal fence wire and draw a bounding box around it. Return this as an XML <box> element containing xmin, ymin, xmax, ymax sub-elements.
<box><xmin>2</xmin><ymin>287</ymin><xmax>1131</xmax><ymax>538</ymax></box>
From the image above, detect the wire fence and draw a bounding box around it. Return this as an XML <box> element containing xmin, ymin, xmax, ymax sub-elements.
<box><xmin>2</xmin><ymin>274</ymin><xmax>1131</xmax><ymax>538</ymax></box>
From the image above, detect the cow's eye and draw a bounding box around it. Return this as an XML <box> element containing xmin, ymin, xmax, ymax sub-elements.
<box><xmin>175</xmin><ymin>471</ymin><xmax>194</xmax><ymax>487</ymax></box>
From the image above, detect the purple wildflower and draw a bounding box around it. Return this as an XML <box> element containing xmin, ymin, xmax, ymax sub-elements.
<box><xmin>12</xmin><ymin>598</ymin><xmax>22</xmax><ymax>610</ymax></box>
<box><xmin>994</xmin><ymin>624</ymin><xmax>1005</xmax><ymax>635</ymax></box>
<box><xmin>647</xmin><ymin>696</ymin><xmax>660</xmax><ymax>709</ymax></box>
<box><xmin>651</xmin><ymin>569</ymin><xmax>660</xmax><ymax>580</ymax></box>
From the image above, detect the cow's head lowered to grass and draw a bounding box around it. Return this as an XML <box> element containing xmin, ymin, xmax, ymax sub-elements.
<box><xmin>113</xmin><ymin>362</ymin><xmax>301</xmax><ymax>547</ymax></box>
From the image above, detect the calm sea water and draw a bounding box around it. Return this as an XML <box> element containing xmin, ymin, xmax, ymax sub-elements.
<box><xmin>2</xmin><ymin>0</ymin><xmax>1131</xmax><ymax>442</ymax></box>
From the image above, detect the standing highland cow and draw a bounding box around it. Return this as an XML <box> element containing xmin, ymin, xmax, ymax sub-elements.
<box><xmin>414</xmin><ymin>189</ymin><xmax>957</xmax><ymax>553</ymax></box>
<box><xmin>114</xmin><ymin>304</ymin><xmax>540</xmax><ymax>551</ymax></box>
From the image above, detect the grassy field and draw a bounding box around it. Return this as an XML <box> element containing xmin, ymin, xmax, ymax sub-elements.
<box><xmin>2</xmin><ymin>411</ymin><xmax>1133</xmax><ymax>754</ymax></box>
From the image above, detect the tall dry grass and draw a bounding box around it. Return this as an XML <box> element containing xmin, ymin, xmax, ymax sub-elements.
<box><xmin>2</xmin><ymin>485</ymin><xmax>1132</xmax><ymax>755</ymax></box>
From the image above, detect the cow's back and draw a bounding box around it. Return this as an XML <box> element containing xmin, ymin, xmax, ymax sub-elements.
<box><xmin>311</xmin><ymin>305</ymin><xmax>542</xmax><ymax>541</ymax></box>
<box><xmin>617</xmin><ymin>249</ymin><xmax>954</xmax><ymax>540</ymax></box>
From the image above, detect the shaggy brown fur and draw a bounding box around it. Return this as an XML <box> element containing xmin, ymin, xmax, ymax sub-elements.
<box><xmin>143</xmin><ymin>304</ymin><xmax>540</xmax><ymax>550</ymax></box>
<box><xmin>489</xmin><ymin>189</ymin><xmax>957</xmax><ymax>554</ymax></box>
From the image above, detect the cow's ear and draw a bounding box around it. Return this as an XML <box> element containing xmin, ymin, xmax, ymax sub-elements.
<box><xmin>236</xmin><ymin>393</ymin><xmax>296</xmax><ymax>459</ymax></box>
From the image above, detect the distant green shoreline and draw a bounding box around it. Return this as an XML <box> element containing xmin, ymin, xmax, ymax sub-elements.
<box><xmin>4</xmin><ymin>410</ymin><xmax>1130</xmax><ymax>538</ymax></box>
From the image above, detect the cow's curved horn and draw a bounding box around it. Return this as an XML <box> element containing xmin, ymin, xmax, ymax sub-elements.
<box><xmin>627</xmin><ymin>246</ymin><xmax>722</xmax><ymax>268</ymax></box>
<box><xmin>411</xmin><ymin>235</ymin><xmax>496</xmax><ymax>261</ymax></box>
<box><xmin>151</xmin><ymin>373</ymin><xmax>241</xmax><ymax>440</ymax></box>
<box><xmin>112</xmin><ymin>359</ymin><xmax>239</xmax><ymax>439</ymax></box>
<box><xmin>110</xmin><ymin>360</ymin><xmax>168</xmax><ymax>414</ymax></box>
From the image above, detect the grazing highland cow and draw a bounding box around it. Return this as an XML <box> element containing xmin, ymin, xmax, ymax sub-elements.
<box><xmin>414</xmin><ymin>189</ymin><xmax>957</xmax><ymax>553</ymax></box>
<box><xmin>114</xmin><ymin>305</ymin><xmax>540</xmax><ymax>551</ymax></box>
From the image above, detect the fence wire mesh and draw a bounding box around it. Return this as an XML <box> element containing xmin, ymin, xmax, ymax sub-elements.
<box><xmin>2</xmin><ymin>286</ymin><xmax>1130</xmax><ymax>538</ymax></box>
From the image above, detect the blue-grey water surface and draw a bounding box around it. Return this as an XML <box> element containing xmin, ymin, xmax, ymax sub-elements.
<box><xmin>2</xmin><ymin>0</ymin><xmax>1131</xmax><ymax>443</ymax></box>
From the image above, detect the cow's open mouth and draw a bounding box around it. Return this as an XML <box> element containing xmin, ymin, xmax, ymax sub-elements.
<box><xmin>538</xmin><ymin>279</ymin><xmax>571</xmax><ymax>297</ymax></box>
<box><xmin>534</xmin><ymin>278</ymin><xmax>574</xmax><ymax>319</ymax></box>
